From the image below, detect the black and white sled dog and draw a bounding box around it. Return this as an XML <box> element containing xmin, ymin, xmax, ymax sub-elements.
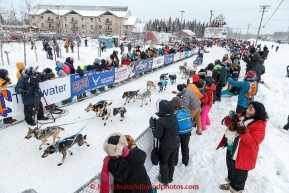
<box><xmin>168</xmin><ymin>74</ymin><xmax>177</xmax><ymax>85</ymax></box>
<box><xmin>102</xmin><ymin>102</ymin><xmax>127</xmax><ymax>126</ymax></box>
<box><xmin>160</xmin><ymin>73</ymin><xmax>168</xmax><ymax>81</ymax></box>
<box><xmin>137</xmin><ymin>90</ymin><xmax>151</xmax><ymax>107</ymax></box>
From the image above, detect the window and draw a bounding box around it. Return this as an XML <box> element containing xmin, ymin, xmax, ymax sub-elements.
<box><xmin>64</xmin><ymin>17</ymin><xmax>67</xmax><ymax>21</ymax></box>
<box><xmin>91</xmin><ymin>25</ymin><xmax>94</xmax><ymax>29</ymax></box>
<box><xmin>82</xmin><ymin>24</ymin><xmax>85</xmax><ymax>28</ymax></box>
<box><xmin>72</xmin><ymin>24</ymin><xmax>76</xmax><ymax>29</ymax></box>
<box><xmin>99</xmin><ymin>17</ymin><xmax>101</xmax><ymax>22</ymax></box>
<box><xmin>56</xmin><ymin>16</ymin><xmax>59</xmax><ymax>19</ymax></box>
<box><xmin>81</xmin><ymin>17</ymin><xmax>84</xmax><ymax>20</ymax></box>
<box><xmin>71</xmin><ymin>17</ymin><xmax>75</xmax><ymax>22</ymax></box>
<box><xmin>90</xmin><ymin>17</ymin><xmax>93</xmax><ymax>21</ymax></box>
<box><xmin>32</xmin><ymin>16</ymin><xmax>35</xmax><ymax>18</ymax></box>
<box><xmin>106</xmin><ymin>33</ymin><xmax>110</xmax><ymax>36</ymax></box>
<box><xmin>41</xmin><ymin>23</ymin><xmax>44</xmax><ymax>27</ymax></box>
<box><xmin>105</xmin><ymin>18</ymin><xmax>110</xmax><ymax>23</ymax></box>
<box><xmin>49</xmin><ymin>24</ymin><xmax>52</xmax><ymax>28</ymax></box>
<box><xmin>126</xmin><ymin>26</ymin><xmax>128</xmax><ymax>29</ymax></box>
<box><xmin>65</xmin><ymin>24</ymin><xmax>68</xmax><ymax>27</ymax></box>
<box><xmin>48</xmin><ymin>16</ymin><xmax>51</xmax><ymax>21</ymax></box>
<box><xmin>106</xmin><ymin>26</ymin><xmax>110</xmax><ymax>30</ymax></box>
<box><xmin>32</xmin><ymin>23</ymin><xmax>36</xmax><ymax>25</ymax></box>
<box><xmin>40</xmin><ymin>16</ymin><xmax>43</xmax><ymax>19</ymax></box>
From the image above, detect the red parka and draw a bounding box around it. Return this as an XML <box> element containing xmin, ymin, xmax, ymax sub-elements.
<box><xmin>200</xmin><ymin>84</ymin><xmax>216</xmax><ymax>107</ymax></box>
<box><xmin>216</xmin><ymin>115</ymin><xmax>266</xmax><ymax>170</ymax></box>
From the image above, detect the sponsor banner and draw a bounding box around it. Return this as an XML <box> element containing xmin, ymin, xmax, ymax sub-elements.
<box><xmin>132</xmin><ymin>58</ymin><xmax>153</xmax><ymax>75</ymax></box>
<box><xmin>39</xmin><ymin>76</ymin><xmax>71</xmax><ymax>105</ymax></box>
<box><xmin>185</xmin><ymin>51</ymin><xmax>191</xmax><ymax>58</ymax></box>
<box><xmin>174</xmin><ymin>52</ymin><xmax>181</xmax><ymax>62</ymax></box>
<box><xmin>70</xmin><ymin>69</ymin><xmax>115</xmax><ymax>97</ymax></box>
<box><xmin>0</xmin><ymin>87</ymin><xmax>24</xmax><ymax>117</ymax></box>
<box><xmin>180</xmin><ymin>52</ymin><xmax>185</xmax><ymax>59</ymax></box>
<box><xmin>114</xmin><ymin>66</ymin><xmax>129</xmax><ymax>83</ymax></box>
<box><xmin>152</xmin><ymin>56</ymin><xmax>165</xmax><ymax>69</ymax></box>
<box><xmin>164</xmin><ymin>54</ymin><xmax>174</xmax><ymax>65</ymax></box>
<box><xmin>204</xmin><ymin>27</ymin><xmax>227</xmax><ymax>39</ymax></box>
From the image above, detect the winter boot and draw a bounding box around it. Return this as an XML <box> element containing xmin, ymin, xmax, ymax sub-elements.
<box><xmin>229</xmin><ymin>186</ymin><xmax>244</xmax><ymax>193</ymax></box>
<box><xmin>219</xmin><ymin>183</ymin><xmax>230</xmax><ymax>190</ymax></box>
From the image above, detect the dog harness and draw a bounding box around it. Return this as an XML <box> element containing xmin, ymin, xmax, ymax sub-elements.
<box><xmin>95</xmin><ymin>100</ymin><xmax>106</xmax><ymax>106</ymax></box>
<box><xmin>53</xmin><ymin>134</ymin><xmax>78</xmax><ymax>153</ymax></box>
<box><xmin>34</xmin><ymin>127</ymin><xmax>58</xmax><ymax>140</ymax></box>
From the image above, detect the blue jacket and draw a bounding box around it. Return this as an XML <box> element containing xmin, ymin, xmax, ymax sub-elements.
<box><xmin>227</xmin><ymin>77</ymin><xmax>258</xmax><ymax>108</ymax></box>
<box><xmin>15</xmin><ymin>76</ymin><xmax>42</xmax><ymax>105</ymax></box>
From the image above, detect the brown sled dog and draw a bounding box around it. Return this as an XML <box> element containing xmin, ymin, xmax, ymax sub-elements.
<box><xmin>85</xmin><ymin>100</ymin><xmax>109</xmax><ymax>117</ymax></box>
<box><xmin>41</xmin><ymin>134</ymin><xmax>89</xmax><ymax>166</ymax></box>
<box><xmin>147</xmin><ymin>81</ymin><xmax>157</xmax><ymax>90</ymax></box>
<box><xmin>25</xmin><ymin>126</ymin><xmax>64</xmax><ymax>150</ymax></box>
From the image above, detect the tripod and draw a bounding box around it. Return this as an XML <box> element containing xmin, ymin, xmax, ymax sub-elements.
<box><xmin>33</xmin><ymin>84</ymin><xmax>56</xmax><ymax>129</ymax></box>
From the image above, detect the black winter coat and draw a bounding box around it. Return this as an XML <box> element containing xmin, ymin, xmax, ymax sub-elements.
<box><xmin>243</xmin><ymin>54</ymin><xmax>259</xmax><ymax>72</ymax></box>
<box><xmin>108</xmin><ymin>147</ymin><xmax>152</xmax><ymax>193</ymax></box>
<box><xmin>256</xmin><ymin>58</ymin><xmax>265</xmax><ymax>81</ymax></box>
<box><xmin>153</xmin><ymin>100</ymin><xmax>180</xmax><ymax>148</ymax></box>
<box><xmin>76</xmin><ymin>66</ymin><xmax>85</xmax><ymax>77</ymax></box>
<box><xmin>65</xmin><ymin>57</ymin><xmax>76</xmax><ymax>74</ymax></box>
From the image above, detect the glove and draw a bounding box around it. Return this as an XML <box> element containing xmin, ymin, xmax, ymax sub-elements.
<box><xmin>227</xmin><ymin>73</ymin><xmax>232</xmax><ymax>78</ymax></box>
<box><xmin>236</xmin><ymin>121</ymin><xmax>249</xmax><ymax>134</ymax></box>
<box><xmin>228</xmin><ymin>110</ymin><xmax>238</xmax><ymax>121</ymax></box>
<box><xmin>22</xmin><ymin>90</ymin><xmax>29</xmax><ymax>96</ymax></box>
<box><xmin>149</xmin><ymin>117</ymin><xmax>156</xmax><ymax>130</ymax></box>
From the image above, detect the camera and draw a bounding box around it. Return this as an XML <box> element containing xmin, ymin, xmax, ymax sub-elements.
<box><xmin>228</xmin><ymin>110</ymin><xmax>239</xmax><ymax>122</ymax></box>
<box><xmin>28</xmin><ymin>72</ymin><xmax>50</xmax><ymax>84</ymax></box>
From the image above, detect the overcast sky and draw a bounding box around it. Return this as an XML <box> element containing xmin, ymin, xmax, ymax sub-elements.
<box><xmin>8</xmin><ymin>0</ymin><xmax>289</xmax><ymax>34</ymax></box>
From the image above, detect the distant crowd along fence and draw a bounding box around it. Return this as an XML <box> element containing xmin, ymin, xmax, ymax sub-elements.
<box><xmin>0</xmin><ymin>50</ymin><xmax>194</xmax><ymax>121</ymax></box>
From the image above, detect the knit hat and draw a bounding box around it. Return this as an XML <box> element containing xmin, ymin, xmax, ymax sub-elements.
<box><xmin>57</xmin><ymin>61</ymin><xmax>64</xmax><ymax>69</ymax></box>
<box><xmin>103</xmin><ymin>133</ymin><xmax>127</xmax><ymax>157</ymax></box>
<box><xmin>233</xmin><ymin>59</ymin><xmax>239</xmax><ymax>65</ymax></box>
<box><xmin>206</xmin><ymin>70</ymin><xmax>212</xmax><ymax>77</ymax></box>
<box><xmin>177</xmin><ymin>84</ymin><xmax>185</xmax><ymax>92</ymax></box>
<box><xmin>101</xmin><ymin>59</ymin><xmax>107</xmax><ymax>66</ymax></box>
<box><xmin>249</xmin><ymin>48</ymin><xmax>256</xmax><ymax>54</ymax></box>
<box><xmin>172</xmin><ymin>96</ymin><xmax>183</xmax><ymax>108</ymax></box>
<box><xmin>94</xmin><ymin>58</ymin><xmax>100</xmax><ymax>64</ymax></box>
<box><xmin>192</xmin><ymin>74</ymin><xmax>199</xmax><ymax>83</ymax></box>
<box><xmin>86</xmin><ymin>65</ymin><xmax>94</xmax><ymax>71</ymax></box>
<box><xmin>246</xmin><ymin>70</ymin><xmax>256</xmax><ymax>79</ymax></box>
<box><xmin>79</xmin><ymin>64</ymin><xmax>86</xmax><ymax>71</ymax></box>
<box><xmin>43</xmin><ymin>68</ymin><xmax>52</xmax><ymax>74</ymax></box>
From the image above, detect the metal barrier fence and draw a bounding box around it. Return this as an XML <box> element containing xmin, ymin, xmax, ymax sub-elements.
<box><xmin>0</xmin><ymin>51</ymin><xmax>196</xmax><ymax>130</ymax></box>
<box><xmin>74</xmin><ymin>127</ymin><xmax>159</xmax><ymax>193</ymax></box>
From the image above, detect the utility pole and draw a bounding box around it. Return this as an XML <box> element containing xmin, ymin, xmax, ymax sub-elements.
<box><xmin>209</xmin><ymin>10</ymin><xmax>213</xmax><ymax>25</ymax></box>
<box><xmin>180</xmin><ymin>11</ymin><xmax>185</xmax><ymax>30</ymax></box>
<box><xmin>255</xmin><ymin>5</ymin><xmax>270</xmax><ymax>47</ymax></box>
<box><xmin>246</xmin><ymin>23</ymin><xmax>250</xmax><ymax>39</ymax></box>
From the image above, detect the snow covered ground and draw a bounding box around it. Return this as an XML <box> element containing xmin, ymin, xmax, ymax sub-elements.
<box><xmin>0</xmin><ymin>40</ymin><xmax>289</xmax><ymax>193</ymax></box>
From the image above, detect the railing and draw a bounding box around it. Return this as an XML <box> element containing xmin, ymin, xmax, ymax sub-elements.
<box><xmin>70</xmin><ymin>20</ymin><xmax>78</xmax><ymax>24</ymax></box>
<box><xmin>45</xmin><ymin>19</ymin><xmax>54</xmax><ymax>23</ymax></box>
<box><xmin>105</xmin><ymin>28</ymin><xmax>112</xmax><ymax>32</ymax></box>
<box><xmin>48</xmin><ymin>26</ymin><xmax>54</xmax><ymax>29</ymax></box>
<box><xmin>71</xmin><ymin>27</ymin><xmax>79</xmax><ymax>31</ymax></box>
<box><xmin>105</xmin><ymin>21</ymin><xmax>112</xmax><ymax>25</ymax></box>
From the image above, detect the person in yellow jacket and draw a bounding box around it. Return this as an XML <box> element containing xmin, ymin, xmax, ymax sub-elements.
<box><xmin>16</xmin><ymin>62</ymin><xmax>38</xmax><ymax>79</ymax></box>
<box><xmin>64</xmin><ymin>38</ymin><xmax>69</xmax><ymax>53</ymax></box>
<box><xmin>0</xmin><ymin>69</ymin><xmax>17</xmax><ymax>124</ymax></box>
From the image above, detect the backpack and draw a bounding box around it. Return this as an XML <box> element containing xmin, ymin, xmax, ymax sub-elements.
<box><xmin>244</xmin><ymin>81</ymin><xmax>257</xmax><ymax>99</ymax></box>
<box><xmin>174</xmin><ymin>109</ymin><xmax>193</xmax><ymax>134</ymax></box>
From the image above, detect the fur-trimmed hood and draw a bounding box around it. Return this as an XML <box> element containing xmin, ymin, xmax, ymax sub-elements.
<box><xmin>103</xmin><ymin>133</ymin><xmax>127</xmax><ymax>157</ymax></box>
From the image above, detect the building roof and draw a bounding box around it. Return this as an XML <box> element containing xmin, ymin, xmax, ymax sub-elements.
<box><xmin>37</xmin><ymin>5</ymin><xmax>128</xmax><ymax>11</ymax></box>
<box><xmin>132</xmin><ymin>23</ymin><xmax>146</xmax><ymax>33</ymax></box>
<box><xmin>182</xmin><ymin>30</ymin><xmax>195</xmax><ymax>37</ymax></box>
<box><xmin>123</xmin><ymin>16</ymin><xmax>138</xmax><ymax>26</ymax></box>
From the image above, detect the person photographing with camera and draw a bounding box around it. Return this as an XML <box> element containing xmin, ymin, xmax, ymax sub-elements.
<box><xmin>15</xmin><ymin>66</ymin><xmax>49</xmax><ymax>126</ymax></box>
<box><xmin>217</xmin><ymin>101</ymin><xmax>268</xmax><ymax>193</ymax></box>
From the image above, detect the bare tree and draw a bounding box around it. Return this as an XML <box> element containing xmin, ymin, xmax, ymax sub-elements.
<box><xmin>213</xmin><ymin>13</ymin><xmax>225</xmax><ymax>24</ymax></box>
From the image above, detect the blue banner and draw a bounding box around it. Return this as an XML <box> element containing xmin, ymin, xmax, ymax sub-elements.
<box><xmin>70</xmin><ymin>69</ymin><xmax>115</xmax><ymax>97</ymax></box>
<box><xmin>132</xmin><ymin>58</ymin><xmax>153</xmax><ymax>75</ymax></box>
<box><xmin>164</xmin><ymin>54</ymin><xmax>174</xmax><ymax>65</ymax></box>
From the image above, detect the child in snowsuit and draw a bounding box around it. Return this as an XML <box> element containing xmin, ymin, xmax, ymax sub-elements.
<box><xmin>200</xmin><ymin>83</ymin><xmax>216</xmax><ymax>130</ymax></box>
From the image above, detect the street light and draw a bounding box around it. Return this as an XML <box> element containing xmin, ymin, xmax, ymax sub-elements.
<box><xmin>180</xmin><ymin>11</ymin><xmax>185</xmax><ymax>30</ymax></box>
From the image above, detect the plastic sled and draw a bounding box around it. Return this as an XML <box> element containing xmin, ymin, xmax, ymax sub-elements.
<box><xmin>221</xmin><ymin>90</ymin><xmax>235</xmax><ymax>97</ymax></box>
